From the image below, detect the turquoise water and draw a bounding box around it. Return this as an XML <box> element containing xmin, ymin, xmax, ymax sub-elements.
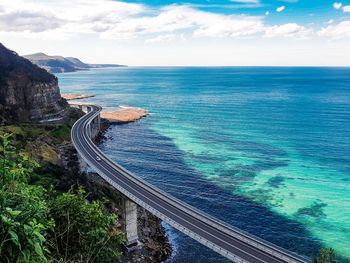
<box><xmin>58</xmin><ymin>67</ymin><xmax>350</xmax><ymax>262</ymax></box>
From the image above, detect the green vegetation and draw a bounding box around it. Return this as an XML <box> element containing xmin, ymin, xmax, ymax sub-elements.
<box><xmin>49</xmin><ymin>125</ymin><xmax>71</xmax><ymax>141</ymax></box>
<box><xmin>312</xmin><ymin>248</ymin><xmax>336</xmax><ymax>263</ymax></box>
<box><xmin>0</xmin><ymin>133</ymin><xmax>124</xmax><ymax>262</ymax></box>
<box><xmin>50</xmin><ymin>188</ymin><xmax>123</xmax><ymax>262</ymax></box>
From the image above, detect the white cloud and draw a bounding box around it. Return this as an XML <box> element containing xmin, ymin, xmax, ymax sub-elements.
<box><xmin>276</xmin><ymin>6</ymin><xmax>286</xmax><ymax>12</ymax></box>
<box><xmin>146</xmin><ymin>34</ymin><xmax>176</xmax><ymax>43</ymax></box>
<box><xmin>333</xmin><ymin>2</ymin><xmax>342</xmax><ymax>9</ymax></box>
<box><xmin>343</xmin><ymin>5</ymin><xmax>350</xmax><ymax>12</ymax></box>
<box><xmin>318</xmin><ymin>21</ymin><xmax>350</xmax><ymax>38</ymax></box>
<box><xmin>1</xmin><ymin>0</ymin><xmax>342</xmax><ymax>42</ymax></box>
<box><xmin>0</xmin><ymin>1</ymin><xmax>268</xmax><ymax>40</ymax></box>
<box><xmin>265</xmin><ymin>23</ymin><xmax>311</xmax><ymax>37</ymax></box>
<box><xmin>0</xmin><ymin>0</ymin><xmax>145</xmax><ymax>37</ymax></box>
<box><xmin>0</xmin><ymin>2</ymin><xmax>62</xmax><ymax>32</ymax></box>
<box><xmin>191</xmin><ymin>13</ymin><xmax>265</xmax><ymax>38</ymax></box>
<box><xmin>1</xmin><ymin>0</ymin><xmax>350</xmax><ymax>66</ymax></box>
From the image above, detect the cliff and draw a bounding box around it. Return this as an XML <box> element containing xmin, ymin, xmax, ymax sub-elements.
<box><xmin>24</xmin><ymin>52</ymin><xmax>126</xmax><ymax>73</ymax></box>
<box><xmin>0</xmin><ymin>43</ymin><xmax>68</xmax><ymax>122</ymax></box>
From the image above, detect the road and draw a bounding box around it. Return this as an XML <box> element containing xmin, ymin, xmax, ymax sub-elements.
<box><xmin>71</xmin><ymin>105</ymin><xmax>309</xmax><ymax>263</ymax></box>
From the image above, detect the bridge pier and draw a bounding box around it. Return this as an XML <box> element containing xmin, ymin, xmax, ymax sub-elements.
<box><xmin>124</xmin><ymin>199</ymin><xmax>139</xmax><ymax>246</ymax></box>
<box><xmin>89</xmin><ymin>115</ymin><xmax>100</xmax><ymax>139</ymax></box>
<box><xmin>97</xmin><ymin>115</ymin><xmax>101</xmax><ymax>131</ymax></box>
<box><xmin>72</xmin><ymin>104</ymin><xmax>140</xmax><ymax>247</ymax></box>
<box><xmin>83</xmin><ymin>114</ymin><xmax>101</xmax><ymax>140</ymax></box>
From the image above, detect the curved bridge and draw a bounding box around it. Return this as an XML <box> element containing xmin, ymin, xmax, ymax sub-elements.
<box><xmin>71</xmin><ymin>104</ymin><xmax>309</xmax><ymax>263</ymax></box>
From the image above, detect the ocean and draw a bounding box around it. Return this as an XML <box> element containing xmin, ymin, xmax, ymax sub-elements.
<box><xmin>58</xmin><ymin>67</ymin><xmax>350</xmax><ymax>263</ymax></box>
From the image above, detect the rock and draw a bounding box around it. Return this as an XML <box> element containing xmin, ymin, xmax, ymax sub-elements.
<box><xmin>62</xmin><ymin>93</ymin><xmax>95</xmax><ymax>100</ymax></box>
<box><xmin>101</xmin><ymin>107</ymin><xmax>149</xmax><ymax>124</ymax></box>
<box><xmin>0</xmin><ymin>43</ymin><xmax>68</xmax><ymax>122</ymax></box>
<box><xmin>79</xmin><ymin>128</ymin><xmax>172</xmax><ymax>263</ymax></box>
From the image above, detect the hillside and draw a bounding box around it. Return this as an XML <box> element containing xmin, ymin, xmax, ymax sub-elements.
<box><xmin>24</xmin><ymin>53</ymin><xmax>125</xmax><ymax>73</ymax></box>
<box><xmin>0</xmin><ymin>43</ymin><xmax>68</xmax><ymax>122</ymax></box>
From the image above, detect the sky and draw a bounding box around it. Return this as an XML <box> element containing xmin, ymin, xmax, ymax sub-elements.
<box><xmin>0</xmin><ymin>0</ymin><xmax>350</xmax><ymax>66</ymax></box>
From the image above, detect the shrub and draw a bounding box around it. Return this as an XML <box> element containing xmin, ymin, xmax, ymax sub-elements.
<box><xmin>49</xmin><ymin>188</ymin><xmax>124</xmax><ymax>262</ymax></box>
<box><xmin>1</xmin><ymin>133</ymin><xmax>124</xmax><ymax>262</ymax></box>
<box><xmin>0</xmin><ymin>133</ymin><xmax>51</xmax><ymax>262</ymax></box>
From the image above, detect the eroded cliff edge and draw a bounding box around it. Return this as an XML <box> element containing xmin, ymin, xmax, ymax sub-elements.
<box><xmin>0</xmin><ymin>43</ymin><xmax>68</xmax><ymax>123</ymax></box>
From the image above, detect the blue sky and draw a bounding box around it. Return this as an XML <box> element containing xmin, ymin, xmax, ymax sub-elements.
<box><xmin>122</xmin><ymin>0</ymin><xmax>349</xmax><ymax>23</ymax></box>
<box><xmin>0</xmin><ymin>0</ymin><xmax>350</xmax><ymax>66</ymax></box>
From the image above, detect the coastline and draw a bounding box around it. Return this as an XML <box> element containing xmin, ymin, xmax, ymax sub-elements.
<box><xmin>92</xmin><ymin>111</ymin><xmax>172</xmax><ymax>263</ymax></box>
<box><xmin>57</xmin><ymin>68</ymin><xmax>348</xmax><ymax>262</ymax></box>
<box><xmin>62</xmin><ymin>93</ymin><xmax>95</xmax><ymax>100</ymax></box>
<box><xmin>0</xmin><ymin>106</ymin><xmax>172</xmax><ymax>263</ymax></box>
<box><xmin>62</xmin><ymin>95</ymin><xmax>171</xmax><ymax>261</ymax></box>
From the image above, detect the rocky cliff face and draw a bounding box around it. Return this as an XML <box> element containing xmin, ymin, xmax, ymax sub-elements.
<box><xmin>0</xmin><ymin>43</ymin><xmax>68</xmax><ymax>122</ymax></box>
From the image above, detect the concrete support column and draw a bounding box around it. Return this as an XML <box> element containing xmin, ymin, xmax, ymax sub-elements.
<box><xmin>85</xmin><ymin>118</ymin><xmax>100</xmax><ymax>140</ymax></box>
<box><xmin>124</xmin><ymin>199</ymin><xmax>138</xmax><ymax>246</ymax></box>
<box><xmin>92</xmin><ymin>117</ymin><xmax>97</xmax><ymax>138</ymax></box>
<box><xmin>97</xmin><ymin>115</ymin><xmax>101</xmax><ymax>131</ymax></box>
<box><xmin>79</xmin><ymin>105</ymin><xmax>83</xmax><ymax>111</ymax></box>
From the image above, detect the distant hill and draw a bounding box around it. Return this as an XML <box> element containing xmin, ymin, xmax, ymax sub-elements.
<box><xmin>24</xmin><ymin>53</ymin><xmax>126</xmax><ymax>73</ymax></box>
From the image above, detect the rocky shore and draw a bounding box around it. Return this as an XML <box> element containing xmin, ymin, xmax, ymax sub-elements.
<box><xmin>74</xmin><ymin>109</ymin><xmax>171</xmax><ymax>263</ymax></box>
<box><xmin>80</xmin><ymin>171</ymin><xmax>172</xmax><ymax>263</ymax></box>
<box><xmin>101</xmin><ymin>107</ymin><xmax>149</xmax><ymax>124</ymax></box>
<box><xmin>62</xmin><ymin>93</ymin><xmax>95</xmax><ymax>100</ymax></box>
<box><xmin>61</xmin><ymin>92</ymin><xmax>148</xmax><ymax>124</ymax></box>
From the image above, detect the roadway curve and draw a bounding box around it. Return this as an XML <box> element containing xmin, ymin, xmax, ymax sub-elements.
<box><xmin>71</xmin><ymin>105</ymin><xmax>309</xmax><ymax>263</ymax></box>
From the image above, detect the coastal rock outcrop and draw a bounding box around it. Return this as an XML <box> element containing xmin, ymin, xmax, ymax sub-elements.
<box><xmin>62</xmin><ymin>93</ymin><xmax>95</xmax><ymax>100</ymax></box>
<box><xmin>101</xmin><ymin>107</ymin><xmax>149</xmax><ymax>124</ymax></box>
<box><xmin>0</xmin><ymin>43</ymin><xmax>68</xmax><ymax>122</ymax></box>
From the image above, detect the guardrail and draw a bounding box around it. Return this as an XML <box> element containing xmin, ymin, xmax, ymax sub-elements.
<box><xmin>71</xmin><ymin>104</ymin><xmax>309</xmax><ymax>263</ymax></box>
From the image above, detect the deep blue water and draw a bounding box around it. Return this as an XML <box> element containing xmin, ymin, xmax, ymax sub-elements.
<box><xmin>58</xmin><ymin>67</ymin><xmax>350</xmax><ymax>263</ymax></box>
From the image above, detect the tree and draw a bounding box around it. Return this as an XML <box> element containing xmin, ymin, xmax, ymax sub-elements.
<box><xmin>1</xmin><ymin>133</ymin><xmax>13</xmax><ymax>185</ymax></box>
<box><xmin>49</xmin><ymin>187</ymin><xmax>124</xmax><ymax>262</ymax></box>
<box><xmin>0</xmin><ymin>133</ymin><xmax>51</xmax><ymax>262</ymax></box>
<box><xmin>0</xmin><ymin>133</ymin><xmax>39</xmax><ymax>184</ymax></box>
<box><xmin>0</xmin><ymin>133</ymin><xmax>124</xmax><ymax>262</ymax></box>
<box><xmin>312</xmin><ymin>248</ymin><xmax>336</xmax><ymax>263</ymax></box>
